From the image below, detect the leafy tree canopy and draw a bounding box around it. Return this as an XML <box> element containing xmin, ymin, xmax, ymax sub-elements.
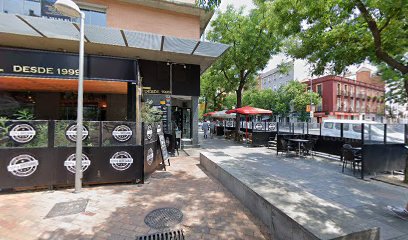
<box><xmin>196</xmin><ymin>0</ymin><xmax>221</xmax><ymax>10</ymax></box>
<box><xmin>264</xmin><ymin>0</ymin><xmax>407</xmax><ymax>75</ymax></box>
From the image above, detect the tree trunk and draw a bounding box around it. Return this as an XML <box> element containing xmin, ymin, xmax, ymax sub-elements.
<box><xmin>235</xmin><ymin>87</ymin><xmax>243</xmax><ymax>141</ymax></box>
<box><xmin>204</xmin><ymin>98</ymin><xmax>208</xmax><ymax>114</ymax></box>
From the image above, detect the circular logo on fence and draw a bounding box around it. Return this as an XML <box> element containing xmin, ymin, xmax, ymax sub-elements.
<box><xmin>146</xmin><ymin>148</ymin><xmax>154</xmax><ymax>166</ymax></box>
<box><xmin>7</xmin><ymin>154</ymin><xmax>39</xmax><ymax>177</ymax></box>
<box><xmin>112</xmin><ymin>125</ymin><xmax>132</xmax><ymax>142</ymax></box>
<box><xmin>255</xmin><ymin>123</ymin><xmax>263</xmax><ymax>130</ymax></box>
<box><xmin>268</xmin><ymin>123</ymin><xmax>276</xmax><ymax>131</ymax></box>
<box><xmin>9</xmin><ymin>124</ymin><xmax>36</xmax><ymax>144</ymax></box>
<box><xmin>110</xmin><ymin>151</ymin><xmax>133</xmax><ymax>171</ymax></box>
<box><xmin>64</xmin><ymin>153</ymin><xmax>91</xmax><ymax>173</ymax></box>
<box><xmin>156</xmin><ymin>124</ymin><xmax>162</xmax><ymax>133</ymax></box>
<box><xmin>65</xmin><ymin>124</ymin><xmax>89</xmax><ymax>142</ymax></box>
<box><xmin>146</xmin><ymin>124</ymin><xmax>153</xmax><ymax>140</ymax></box>
<box><xmin>226</xmin><ymin>121</ymin><xmax>233</xmax><ymax>127</ymax></box>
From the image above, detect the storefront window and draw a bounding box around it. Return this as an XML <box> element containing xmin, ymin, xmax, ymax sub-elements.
<box><xmin>1</xmin><ymin>0</ymin><xmax>106</xmax><ymax>26</ymax></box>
<box><xmin>3</xmin><ymin>0</ymin><xmax>24</xmax><ymax>14</ymax></box>
<box><xmin>83</xmin><ymin>8</ymin><xmax>106</xmax><ymax>26</ymax></box>
<box><xmin>23</xmin><ymin>0</ymin><xmax>40</xmax><ymax>17</ymax></box>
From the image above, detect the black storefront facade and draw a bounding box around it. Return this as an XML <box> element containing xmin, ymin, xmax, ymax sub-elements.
<box><xmin>0</xmin><ymin>10</ymin><xmax>228</xmax><ymax>191</ymax></box>
<box><xmin>0</xmin><ymin>47</ymin><xmax>201</xmax><ymax>190</ymax></box>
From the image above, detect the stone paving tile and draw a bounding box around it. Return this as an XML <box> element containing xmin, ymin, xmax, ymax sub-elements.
<box><xmin>0</xmin><ymin>155</ymin><xmax>268</xmax><ymax>240</ymax></box>
<box><xmin>191</xmin><ymin>134</ymin><xmax>408</xmax><ymax>240</ymax></box>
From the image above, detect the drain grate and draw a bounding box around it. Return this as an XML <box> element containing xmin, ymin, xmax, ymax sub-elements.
<box><xmin>150</xmin><ymin>172</ymin><xmax>173</xmax><ymax>179</ymax></box>
<box><xmin>45</xmin><ymin>199</ymin><xmax>88</xmax><ymax>218</ymax></box>
<box><xmin>144</xmin><ymin>208</ymin><xmax>183</xmax><ymax>229</ymax></box>
<box><xmin>136</xmin><ymin>229</ymin><xmax>184</xmax><ymax>240</ymax></box>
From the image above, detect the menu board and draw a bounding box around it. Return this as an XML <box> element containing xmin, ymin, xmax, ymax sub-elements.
<box><xmin>153</xmin><ymin>105</ymin><xmax>168</xmax><ymax>133</ymax></box>
<box><xmin>158</xmin><ymin>133</ymin><xmax>169</xmax><ymax>162</ymax></box>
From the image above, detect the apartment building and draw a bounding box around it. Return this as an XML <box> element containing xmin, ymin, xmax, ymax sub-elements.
<box><xmin>306</xmin><ymin>68</ymin><xmax>385</xmax><ymax>123</ymax></box>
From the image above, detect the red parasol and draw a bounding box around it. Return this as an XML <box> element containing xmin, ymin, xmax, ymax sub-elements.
<box><xmin>226</xmin><ymin>106</ymin><xmax>272</xmax><ymax>143</ymax></box>
<box><xmin>226</xmin><ymin>106</ymin><xmax>272</xmax><ymax>115</ymax></box>
<box><xmin>203</xmin><ymin>111</ymin><xmax>216</xmax><ymax>117</ymax></box>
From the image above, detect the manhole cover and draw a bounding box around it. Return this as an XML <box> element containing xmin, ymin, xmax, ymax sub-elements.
<box><xmin>150</xmin><ymin>172</ymin><xmax>173</xmax><ymax>179</ymax></box>
<box><xmin>144</xmin><ymin>208</ymin><xmax>183</xmax><ymax>229</ymax></box>
<box><xmin>45</xmin><ymin>199</ymin><xmax>88</xmax><ymax>218</ymax></box>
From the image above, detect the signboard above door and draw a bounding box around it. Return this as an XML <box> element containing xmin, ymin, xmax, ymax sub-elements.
<box><xmin>0</xmin><ymin>48</ymin><xmax>137</xmax><ymax>82</ymax></box>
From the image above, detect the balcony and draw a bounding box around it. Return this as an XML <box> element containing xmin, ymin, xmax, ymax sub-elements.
<box><xmin>337</xmin><ymin>90</ymin><xmax>342</xmax><ymax>96</ymax></box>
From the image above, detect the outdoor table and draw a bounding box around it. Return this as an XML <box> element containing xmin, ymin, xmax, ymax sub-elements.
<box><xmin>288</xmin><ymin>139</ymin><xmax>310</xmax><ymax>155</ymax></box>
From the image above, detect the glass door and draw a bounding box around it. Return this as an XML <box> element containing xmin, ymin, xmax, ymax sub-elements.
<box><xmin>182</xmin><ymin>108</ymin><xmax>191</xmax><ymax>138</ymax></box>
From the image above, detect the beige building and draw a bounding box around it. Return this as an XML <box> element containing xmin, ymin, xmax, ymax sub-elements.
<box><xmin>0</xmin><ymin>0</ymin><xmax>228</xmax><ymax>146</ymax></box>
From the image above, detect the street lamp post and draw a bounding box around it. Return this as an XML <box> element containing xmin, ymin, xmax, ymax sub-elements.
<box><xmin>54</xmin><ymin>0</ymin><xmax>85</xmax><ymax>193</ymax></box>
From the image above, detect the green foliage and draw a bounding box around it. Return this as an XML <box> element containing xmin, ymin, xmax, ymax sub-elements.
<box><xmin>265</xmin><ymin>0</ymin><xmax>407</xmax><ymax>75</ymax></box>
<box><xmin>196</xmin><ymin>0</ymin><xmax>221</xmax><ymax>10</ymax></box>
<box><xmin>206</xmin><ymin>3</ymin><xmax>282</xmax><ymax>113</ymax></box>
<box><xmin>378</xmin><ymin>57</ymin><xmax>408</xmax><ymax>104</ymax></box>
<box><xmin>201</xmin><ymin>67</ymin><xmax>235</xmax><ymax>112</ymax></box>
<box><xmin>238</xmin><ymin>81</ymin><xmax>321</xmax><ymax>121</ymax></box>
<box><xmin>13</xmin><ymin>108</ymin><xmax>34</xmax><ymax>120</ymax></box>
<box><xmin>141</xmin><ymin>100</ymin><xmax>162</xmax><ymax>124</ymax></box>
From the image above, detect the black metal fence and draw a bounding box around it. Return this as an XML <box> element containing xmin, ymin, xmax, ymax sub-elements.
<box><xmin>0</xmin><ymin>120</ymin><xmax>144</xmax><ymax>191</ymax></box>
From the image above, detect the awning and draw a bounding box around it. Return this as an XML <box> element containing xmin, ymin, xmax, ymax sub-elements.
<box><xmin>203</xmin><ymin>111</ymin><xmax>216</xmax><ymax>117</ymax></box>
<box><xmin>212</xmin><ymin>110</ymin><xmax>236</xmax><ymax>118</ymax></box>
<box><xmin>226</xmin><ymin>106</ymin><xmax>272</xmax><ymax>115</ymax></box>
<box><xmin>0</xmin><ymin>13</ymin><xmax>229</xmax><ymax>74</ymax></box>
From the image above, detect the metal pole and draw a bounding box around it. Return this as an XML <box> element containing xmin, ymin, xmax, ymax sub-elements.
<box><xmin>168</xmin><ymin>63</ymin><xmax>173</xmax><ymax>133</ymax></box>
<box><xmin>310</xmin><ymin>78</ymin><xmax>313</xmax><ymax>122</ymax></box>
<box><xmin>75</xmin><ymin>11</ymin><xmax>85</xmax><ymax>193</ymax></box>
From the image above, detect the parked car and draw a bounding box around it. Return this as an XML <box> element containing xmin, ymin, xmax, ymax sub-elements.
<box><xmin>321</xmin><ymin>119</ymin><xmax>404</xmax><ymax>143</ymax></box>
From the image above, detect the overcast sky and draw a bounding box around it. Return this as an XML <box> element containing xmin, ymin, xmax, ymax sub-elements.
<box><xmin>208</xmin><ymin>0</ymin><xmax>375</xmax><ymax>80</ymax></box>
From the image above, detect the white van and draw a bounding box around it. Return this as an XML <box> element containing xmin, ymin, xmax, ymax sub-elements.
<box><xmin>322</xmin><ymin>119</ymin><xmax>377</xmax><ymax>139</ymax></box>
<box><xmin>321</xmin><ymin>119</ymin><xmax>404</xmax><ymax>142</ymax></box>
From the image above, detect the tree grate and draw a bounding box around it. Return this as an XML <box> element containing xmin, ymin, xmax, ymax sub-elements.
<box><xmin>45</xmin><ymin>199</ymin><xmax>88</xmax><ymax>218</ymax></box>
<box><xmin>136</xmin><ymin>229</ymin><xmax>184</xmax><ymax>240</ymax></box>
<box><xmin>144</xmin><ymin>208</ymin><xmax>183</xmax><ymax>229</ymax></box>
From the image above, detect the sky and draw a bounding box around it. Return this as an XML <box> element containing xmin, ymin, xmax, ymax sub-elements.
<box><xmin>209</xmin><ymin>0</ymin><xmax>376</xmax><ymax>80</ymax></box>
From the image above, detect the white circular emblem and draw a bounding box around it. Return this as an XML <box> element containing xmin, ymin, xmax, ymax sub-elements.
<box><xmin>110</xmin><ymin>151</ymin><xmax>133</xmax><ymax>171</ymax></box>
<box><xmin>112</xmin><ymin>125</ymin><xmax>132</xmax><ymax>142</ymax></box>
<box><xmin>268</xmin><ymin>123</ymin><xmax>276</xmax><ymax>131</ymax></box>
<box><xmin>255</xmin><ymin>123</ymin><xmax>263</xmax><ymax>130</ymax></box>
<box><xmin>226</xmin><ymin>121</ymin><xmax>233</xmax><ymax>127</ymax></box>
<box><xmin>66</xmin><ymin>124</ymin><xmax>89</xmax><ymax>142</ymax></box>
<box><xmin>64</xmin><ymin>153</ymin><xmax>91</xmax><ymax>173</ymax></box>
<box><xmin>9</xmin><ymin>124</ymin><xmax>36</xmax><ymax>143</ymax></box>
<box><xmin>146</xmin><ymin>124</ymin><xmax>153</xmax><ymax>140</ymax></box>
<box><xmin>156</xmin><ymin>124</ymin><xmax>162</xmax><ymax>133</ymax></box>
<box><xmin>7</xmin><ymin>154</ymin><xmax>39</xmax><ymax>177</ymax></box>
<box><xmin>146</xmin><ymin>148</ymin><xmax>154</xmax><ymax>166</ymax></box>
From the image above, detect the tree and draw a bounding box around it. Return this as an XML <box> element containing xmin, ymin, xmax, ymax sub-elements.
<box><xmin>196</xmin><ymin>0</ymin><xmax>221</xmax><ymax>10</ymax></box>
<box><xmin>265</xmin><ymin>0</ymin><xmax>407</xmax><ymax>95</ymax></box>
<box><xmin>141</xmin><ymin>100</ymin><xmax>162</xmax><ymax>123</ymax></box>
<box><xmin>207</xmin><ymin>4</ymin><xmax>282</xmax><ymax>138</ymax></box>
<box><xmin>201</xmin><ymin>67</ymin><xmax>235</xmax><ymax>113</ymax></box>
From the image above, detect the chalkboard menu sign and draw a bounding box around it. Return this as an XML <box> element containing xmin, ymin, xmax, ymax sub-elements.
<box><xmin>158</xmin><ymin>133</ymin><xmax>169</xmax><ymax>163</ymax></box>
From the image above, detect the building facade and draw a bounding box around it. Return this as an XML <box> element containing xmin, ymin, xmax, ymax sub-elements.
<box><xmin>306</xmin><ymin>68</ymin><xmax>385</xmax><ymax>123</ymax></box>
<box><xmin>0</xmin><ymin>0</ymin><xmax>227</xmax><ymax>146</ymax></box>
<box><xmin>258</xmin><ymin>62</ymin><xmax>295</xmax><ymax>90</ymax></box>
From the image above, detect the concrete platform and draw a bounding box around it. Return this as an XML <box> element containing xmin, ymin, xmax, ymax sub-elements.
<box><xmin>200</xmin><ymin>151</ymin><xmax>380</xmax><ymax>240</ymax></box>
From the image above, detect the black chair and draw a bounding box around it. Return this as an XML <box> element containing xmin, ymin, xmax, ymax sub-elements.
<box><xmin>301</xmin><ymin>140</ymin><xmax>315</xmax><ymax>157</ymax></box>
<box><xmin>279</xmin><ymin>138</ymin><xmax>295</xmax><ymax>155</ymax></box>
<box><xmin>267</xmin><ymin>136</ymin><xmax>276</xmax><ymax>149</ymax></box>
<box><xmin>342</xmin><ymin>144</ymin><xmax>362</xmax><ymax>175</ymax></box>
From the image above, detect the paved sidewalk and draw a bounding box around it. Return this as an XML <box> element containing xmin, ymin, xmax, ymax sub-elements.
<box><xmin>0</xmin><ymin>155</ymin><xmax>268</xmax><ymax>240</ymax></box>
<box><xmin>190</xmin><ymin>134</ymin><xmax>408</xmax><ymax>240</ymax></box>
